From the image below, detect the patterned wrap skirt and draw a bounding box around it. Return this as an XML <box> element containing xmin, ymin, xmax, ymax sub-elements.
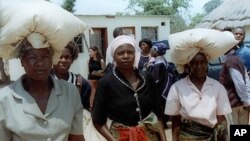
<box><xmin>109</xmin><ymin>112</ymin><xmax>160</xmax><ymax>141</ymax></box>
<box><xmin>179</xmin><ymin>119</ymin><xmax>228</xmax><ymax>141</ymax></box>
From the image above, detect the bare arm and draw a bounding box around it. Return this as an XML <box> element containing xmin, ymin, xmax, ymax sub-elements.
<box><xmin>91</xmin><ymin>59</ymin><xmax>106</xmax><ymax>77</ymax></box>
<box><xmin>101</xmin><ymin>59</ymin><xmax>106</xmax><ymax>71</ymax></box>
<box><xmin>171</xmin><ymin>115</ymin><xmax>181</xmax><ymax>141</ymax></box>
<box><xmin>216</xmin><ymin>115</ymin><xmax>228</xmax><ymax>141</ymax></box>
<box><xmin>157</xmin><ymin>118</ymin><xmax>167</xmax><ymax>141</ymax></box>
<box><xmin>68</xmin><ymin>134</ymin><xmax>85</xmax><ymax>141</ymax></box>
<box><xmin>93</xmin><ymin>123</ymin><xmax>116</xmax><ymax>141</ymax></box>
<box><xmin>216</xmin><ymin>115</ymin><xmax>227</xmax><ymax>131</ymax></box>
<box><xmin>217</xmin><ymin>115</ymin><xmax>227</xmax><ymax>125</ymax></box>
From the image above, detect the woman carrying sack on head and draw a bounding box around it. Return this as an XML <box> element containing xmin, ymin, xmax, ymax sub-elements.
<box><xmin>165</xmin><ymin>28</ymin><xmax>238</xmax><ymax>141</ymax></box>
<box><xmin>0</xmin><ymin>1</ymin><xmax>88</xmax><ymax>140</ymax></box>
<box><xmin>0</xmin><ymin>34</ymin><xmax>85</xmax><ymax>141</ymax></box>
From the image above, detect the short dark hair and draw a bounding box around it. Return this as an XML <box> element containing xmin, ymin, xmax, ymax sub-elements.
<box><xmin>232</xmin><ymin>26</ymin><xmax>245</xmax><ymax>34</ymax></box>
<box><xmin>113</xmin><ymin>27</ymin><xmax>123</xmax><ymax>38</ymax></box>
<box><xmin>139</xmin><ymin>38</ymin><xmax>152</xmax><ymax>48</ymax></box>
<box><xmin>65</xmin><ymin>41</ymin><xmax>79</xmax><ymax>61</ymax></box>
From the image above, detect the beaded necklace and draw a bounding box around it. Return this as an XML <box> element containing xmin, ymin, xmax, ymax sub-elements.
<box><xmin>112</xmin><ymin>69</ymin><xmax>146</xmax><ymax>122</ymax></box>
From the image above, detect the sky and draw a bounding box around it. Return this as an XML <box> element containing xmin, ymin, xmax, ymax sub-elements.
<box><xmin>51</xmin><ymin>0</ymin><xmax>210</xmax><ymax>17</ymax></box>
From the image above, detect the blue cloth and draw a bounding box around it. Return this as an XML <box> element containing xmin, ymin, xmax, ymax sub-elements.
<box><xmin>236</xmin><ymin>43</ymin><xmax>250</xmax><ymax>71</ymax></box>
<box><xmin>152</xmin><ymin>43</ymin><xmax>168</xmax><ymax>55</ymax></box>
<box><xmin>146</xmin><ymin>56</ymin><xmax>178</xmax><ymax>99</ymax></box>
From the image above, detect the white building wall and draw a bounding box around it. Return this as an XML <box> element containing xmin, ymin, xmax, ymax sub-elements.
<box><xmin>75</xmin><ymin>15</ymin><xmax>171</xmax><ymax>78</ymax></box>
<box><xmin>78</xmin><ymin>15</ymin><xmax>170</xmax><ymax>44</ymax></box>
<box><xmin>7</xmin><ymin>15</ymin><xmax>170</xmax><ymax>81</ymax></box>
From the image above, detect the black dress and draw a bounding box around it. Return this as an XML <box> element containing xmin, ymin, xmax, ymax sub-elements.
<box><xmin>91</xmin><ymin>68</ymin><xmax>163</xmax><ymax>126</ymax></box>
<box><xmin>88</xmin><ymin>59</ymin><xmax>102</xmax><ymax>80</ymax></box>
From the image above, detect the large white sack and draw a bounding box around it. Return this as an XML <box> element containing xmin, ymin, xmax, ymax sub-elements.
<box><xmin>169</xmin><ymin>28</ymin><xmax>238</xmax><ymax>73</ymax></box>
<box><xmin>0</xmin><ymin>0</ymin><xmax>88</xmax><ymax>63</ymax></box>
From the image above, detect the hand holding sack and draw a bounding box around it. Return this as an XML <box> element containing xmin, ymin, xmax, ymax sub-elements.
<box><xmin>0</xmin><ymin>0</ymin><xmax>88</xmax><ymax>63</ymax></box>
<box><xmin>168</xmin><ymin>28</ymin><xmax>238</xmax><ymax>73</ymax></box>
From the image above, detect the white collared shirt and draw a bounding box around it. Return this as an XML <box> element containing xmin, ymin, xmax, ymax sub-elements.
<box><xmin>165</xmin><ymin>76</ymin><xmax>232</xmax><ymax>128</ymax></box>
<box><xmin>0</xmin><ymin>76</ymin><xmax>83</xmax><ymax>141</ymax></box>
<box><xmin>229</xmin><ymin>68</ymin><xmax>250</xmax><ymax>106</ymax></box>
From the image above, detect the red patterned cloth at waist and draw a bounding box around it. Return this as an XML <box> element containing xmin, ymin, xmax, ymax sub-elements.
<box><xmin>110</xmin><ymin>112</ymin><xmax>160</xmax><ymax>141</ymax></box>
<box><xmin>115</xmin><ymin>126</ymin><xmax>148</xmax><ymax>141</ymax></box>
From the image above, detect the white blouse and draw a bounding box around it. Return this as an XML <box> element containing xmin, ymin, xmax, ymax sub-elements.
<box><xmin>0</xmin><ymin>76</ymin><xmax>83</xmax><ymax>141</ymax></box>
<box><xmin>165</xmin><ymin>76</ymin><xmax>232</xmax><ymax>128</ymax></box>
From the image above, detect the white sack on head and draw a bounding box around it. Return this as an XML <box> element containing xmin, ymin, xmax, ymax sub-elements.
<box><xmin>169</xmin><ymin>28</ymin><xmax>238</xmax><ymax>73</ymax></box>
<box><xmin>0</xmin><ymin>0</ymin><xmax>88</xmax><ymax>63</ymax></box>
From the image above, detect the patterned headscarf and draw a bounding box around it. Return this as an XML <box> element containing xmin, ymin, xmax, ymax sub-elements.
<box><xmin>106</xmin><ymin>35</ymin><xmax>141</xmax><ymax>69</ymax></box>
<box><xmin>152</xmin><ymin>43</ymin><xmax>168</xmax><ymax>56</ymax></box>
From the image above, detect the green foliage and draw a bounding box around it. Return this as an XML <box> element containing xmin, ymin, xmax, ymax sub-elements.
<box><xmin>62</xmin><ymin>0</ymin><xmax>76</xmax><ymax>12</ymax></box>
<box><xmin>124</xmin><ymin>0</ymin><xmax>222</xmax><ymax>32</ymax></box>
<box><xmin>188</xmin><ymin>0</ymin><xmax>222</xmax><ymax>28</ymax></box>
<box><xmin>203</xmin><ymin>0</ymin><xmax>222</xmax><ymax>14</ymax></box>
<box><xmin>170</xmin><ymin>14</ymin><xmax>188</xmax><ymax>33</ymax></box>
<box><xmin>189</xmin><ymin>13</ymin><xmax>204</xmax><ymax>28</ymax></box>
<box><xmin>125</xmin><ymin>0</ymin><xmax>190</xmax><ymax>33</ymax></box>
<box><xmin>127</xmin><ymin>0</ymin><xmax>190</xmax><ymax>15</ymax></box>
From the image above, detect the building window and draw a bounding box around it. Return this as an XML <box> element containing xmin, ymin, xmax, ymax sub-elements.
<box><xmin>74</xmin><ymin>34</ymin><xmax>83</xmax><ymax>53</ymax></box>
<box><xmin>122</xmin><ymin>27</ymin><xmax>135</xmax><ymax>37</ymax></box>
<box><xmin>89</xmin><ymin>28</ymin><xmax>108</xmax><ymax>57</ymax></box>
<box><xmin>141</xmin><ymin>27</ymin><xmax>158</xmax><ymax>41</ymax></box>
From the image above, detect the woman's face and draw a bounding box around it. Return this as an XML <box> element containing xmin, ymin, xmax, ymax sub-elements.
<box><xmin>114</xmin><ymin>43</ymin><xmax>135</xmax><ymax>69</ymax></box>
<box><xmin>21</xmin><ymin>48</ymin><xmax>52</xmax><ymax>81</ymax></box>
<box><xmin>140</xmin><ymin>42</ymin><xmax>151</xmax><ymax>53</ymax></box>
<box><xmin>89</xmin><ymin>49</ymin><xmax>96</xmax><ymax>58</ymax></box>
<box><xmin>188</xmin><ymin>53</ymin><xmax>208</xmax><ymax>78</ymax></box>
<box><xmin>53</xmin><ymin>48</ymin><xmax>72</xmax><ymax>74</ymax></box>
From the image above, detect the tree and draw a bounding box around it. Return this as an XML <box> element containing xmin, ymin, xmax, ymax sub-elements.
<box><xmin>171</xmin><ymin>14</ymin><xmax>188</xmax><ymax>33</ymax></box>
<box><xmin>62</xmin><ymin>0</ymin><xmax>76</xmax><ymax>12</ymax></box>
<box><xmin>126</xmin><ymin>0</ymin><xmax>190</xmax><ymax>15</ymax></box>
<box><xmin>125</xmin><ymin>0</ymin><xmax>191</xmax><ymax>33</ymax></box>
<box><xmin>188</xmin><ymin>0</ymin><xmax>222</xmax><ymax>28</ymax></box>
<box><xmin>189</xmin><ymin>13</ymin><xmax>204</xmax><ymax>28</ymax></box>
<box><xmin>203</xmin><ymin>0</ymin><xmax>222</xmax><ymax>14</ymax></box>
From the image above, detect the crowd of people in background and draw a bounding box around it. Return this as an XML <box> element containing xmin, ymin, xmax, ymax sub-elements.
<box><xmin>88</xmin><ymin>26</ymin><xmax>250</xmax><ymax>141</ymax></box>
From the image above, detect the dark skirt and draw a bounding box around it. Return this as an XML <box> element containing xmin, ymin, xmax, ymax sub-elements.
<box><xmin>179</xmin><ymin>119</ymin><xmax>228</xmax><ymax>141</ymax></box>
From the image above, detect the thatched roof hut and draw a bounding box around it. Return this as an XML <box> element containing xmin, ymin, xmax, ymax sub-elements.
<box><xmin>196</xmin><ymin>0</ymin><xmax>250</xmax><ymax>30</ymax></box>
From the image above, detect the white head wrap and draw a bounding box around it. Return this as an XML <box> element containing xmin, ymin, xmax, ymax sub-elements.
<box><xmin>27</xmin><ymin>33</ymin><xmax>50</xmax><ymax>49</ymax></box>
<box><xmin>106</xmin><ymin>35</ymin><xmax>141</xmax><ymax>69</ymax></box>
<box><xmin>20</xmin><ymin>32</ymin><xmax>62</xmax><ymax>63</ymax></box>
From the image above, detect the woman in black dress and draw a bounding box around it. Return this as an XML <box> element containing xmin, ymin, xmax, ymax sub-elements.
<box><xmin>91</xmin><ymin>35</ymin><xmax>167</xmax><ymax>141</ymax></box>
<box><xmin>88</xmin><ymin>46</ymin><xmax>105</xmax><ymax>109</ymax></box>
